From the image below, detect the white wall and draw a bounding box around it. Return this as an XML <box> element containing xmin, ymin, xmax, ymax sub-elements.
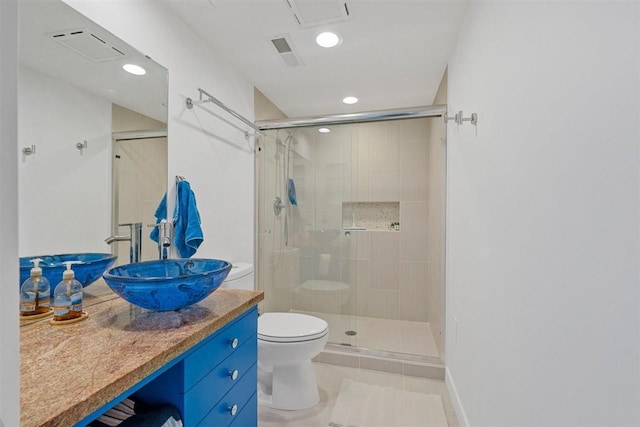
<box><xmin>64</xmin><ymin>0</ymin><xmax>255</xmax><ymax>264</ymax></box>
<box><xmin>0</xmin><ymin>0</ymin><xmax>19</xmax><ymax>424</ymax></box>
<box><xmin>446</xmin><ymin>2</ymin><xmax>639</xmax><ymax>426</ymax></box>
<box><xmin>18</xmin><ymin>67</ymin><xmax>112</xmax><ymax>256</ymax></box>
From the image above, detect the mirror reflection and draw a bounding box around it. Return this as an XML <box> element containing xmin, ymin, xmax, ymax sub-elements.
<box><xmin>18</xmin><ymin>0</ymin><xmax>169</xmax><ymax>268</ymax></box>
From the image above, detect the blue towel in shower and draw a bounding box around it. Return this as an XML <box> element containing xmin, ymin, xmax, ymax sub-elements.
<box><xmin>149</xmin><ymin>193</ymin><xmax>167</xmax><ymax>243</ymax></box>
<box><xmin>287</xmin><ymin>178</ymin><xmax>298</xmax><ymax>206</ymax></box>
<box><xmin>173</xmin><ymin>180</ymin><xmax>204</xmax><ymax>258</ymax></box>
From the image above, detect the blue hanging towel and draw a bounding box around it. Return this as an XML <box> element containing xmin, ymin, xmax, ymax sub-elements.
<box><xmin>287</xmin><ymin>178</ymin><xmax>298</xmax><ymax>206</ymax></box>
<box><xmin>149</xmin><ymin>193</ymin><xmax>167</xmax><ymax>243</ymax></box>
<box><xmin>173</xmin><ymin>180</ymin><xmax>204</xmax><ymax>258</ymax></box>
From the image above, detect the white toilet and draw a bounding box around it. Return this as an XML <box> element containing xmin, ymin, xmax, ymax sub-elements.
<box><xmin>221</xmin><ymin>263</ymin><xmax>329</xmax><ymax>410</ymax></box>
<box><xmin>221</xmin><ymin>262</ymin><xmax>254</xmax><ymax>290</ymax></box>
<box><xmin>257</xmin><ymin>312</ymin><xmax>328</xmax><ymax>410</ymax></box>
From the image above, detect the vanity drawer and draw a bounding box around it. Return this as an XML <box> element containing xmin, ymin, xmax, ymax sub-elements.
<box><xmin>183</xmin><ymin>306</ymin><xmax>257</xmax><ymax>391</ymax></box>
<box><xmin>197</xmin><ymin>363</ymin><xmax>257</xmax><ymax>427</ymax></box>
<box><xmin>184</xmin><ymin>338</ymin><xmax>257</xmax><ymax>426</ymax></box>
<box><xmin>229</xmin><ymin>392</ymin><xmax>257</xmax><ymax>427</ymax></box>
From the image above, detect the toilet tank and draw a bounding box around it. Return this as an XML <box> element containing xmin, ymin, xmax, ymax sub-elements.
<box><xmin>221</xmin><ymin>262</ymin><xmax>254</xmax><ymax>290</ymax></box>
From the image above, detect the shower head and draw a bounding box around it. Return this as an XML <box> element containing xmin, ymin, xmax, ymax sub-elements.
<box><xmin>283</xmin><ymin>132</ymin><xmax>298</xmax><ymax>146</ymax></box>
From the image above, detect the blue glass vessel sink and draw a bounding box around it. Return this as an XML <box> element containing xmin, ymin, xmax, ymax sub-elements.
<box><xmin>20</xmin><ymin>253</ymin><xmax>117</xmax><ymax>295</ymax></box>
<box><xmin>102</xmin><ymin>259</ymin><xmax>232</xmax><ymax>311</ymax></box>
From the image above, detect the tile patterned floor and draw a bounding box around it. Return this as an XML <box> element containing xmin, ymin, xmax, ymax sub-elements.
<box><xmin>258</xmin><ymin>362</ymin><xmax>459</xmax><ymax>427</ymax></box>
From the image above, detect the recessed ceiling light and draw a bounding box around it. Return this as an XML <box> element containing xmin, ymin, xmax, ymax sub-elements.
<box><xmin>342</xmin><ymin>96</ymin><xmax>358</xmax><ymax>105</ymax></box>
<box><xmin>122</xmin><ymin>64</ymin><xmax>146</xmax><ymax>76</ymax></box>
<box><xmin>318</xmin><ymin>127</ymin><xmax>331</xmax><ymax>133</ymax></box>
<box><xmin>315</xmin><ymin>31</ymin><xmax>341</xmax><ymax>48</ymax></box>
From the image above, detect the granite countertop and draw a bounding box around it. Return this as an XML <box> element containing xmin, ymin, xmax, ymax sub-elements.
<box><xmin>20</xmin><ymin>286</ymin><xmax>264</xmax><ymax>427</ymax></box>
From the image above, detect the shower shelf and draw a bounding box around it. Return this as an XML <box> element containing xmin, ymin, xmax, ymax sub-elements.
<box><xmin>342</xmin><ymin>201</ymin><xmax>399</xmax><ymax>231</ymax></box>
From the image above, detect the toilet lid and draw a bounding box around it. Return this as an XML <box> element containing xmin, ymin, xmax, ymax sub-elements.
<box><xmin>258</xmin><ymin>313</ymin><xmax>328</xmax><ymax>343</ymax></box>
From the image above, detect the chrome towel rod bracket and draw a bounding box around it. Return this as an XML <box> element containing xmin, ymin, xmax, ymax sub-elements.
<box><xmin>445</xmin><ymin>110</ymin><xmax>478</xmax><ymax>125</ymax></box>
<box><xmin>186</xmin><ymin>88</ymin><xmax>263</xmax><ymax>139</ymax></box>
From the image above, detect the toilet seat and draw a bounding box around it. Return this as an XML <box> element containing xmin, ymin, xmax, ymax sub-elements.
<box><xmin>258</xmin><ymin>313</ymin><xmax>328</xmax><ymax>343</ymax></box>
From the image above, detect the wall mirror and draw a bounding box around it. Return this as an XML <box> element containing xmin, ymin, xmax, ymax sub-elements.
<box><xmin>18</xmin><ymin>0</ymin><xmax>169</xmax><ymax>265</ymax></box>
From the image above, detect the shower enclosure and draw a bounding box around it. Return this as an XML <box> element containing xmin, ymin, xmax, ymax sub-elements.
<box><xmin>255</xmin><ymin>107</ymin><xmax>446</xmax><ymax>364</ymax></box>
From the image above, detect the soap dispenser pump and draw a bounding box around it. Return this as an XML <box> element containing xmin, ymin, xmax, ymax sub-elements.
<box><xmin>20</xmin><ymin>258</ymin><xmax>51</xmax><ymax>316</ymax></box>
<box><xmin>52</xmin><ymin>262</ymin><xmax>83</xmax><ymax>321</ymax></box>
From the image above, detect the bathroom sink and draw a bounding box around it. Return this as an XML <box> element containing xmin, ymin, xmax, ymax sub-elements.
<box><xmin>102</xmin><ymin>258</ymin><xmax>232</xmax><ymax>311</ymax></box>
<box><xmin>19</xmin><ymin>253</ymin><xmax>117</xmax><ymax>295</ymax></box>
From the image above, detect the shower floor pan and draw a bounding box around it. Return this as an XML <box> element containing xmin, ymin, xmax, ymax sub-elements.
<box><xmin>296</xmin><ymin>310</ymin><xmax>445</xmax><ymax>381</ymax></box>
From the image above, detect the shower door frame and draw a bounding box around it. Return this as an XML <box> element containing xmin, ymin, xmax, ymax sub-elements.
<box><xmin>256</xmin><ymin>104</ymin><xmax>447</xmax><ymax>130</ymax></box>
<box><xmin>256</xmin><ymin>104</ymin><xmax>448</xmax><ymax>365</ymax></box>
<box><xmin>111</xmin><ymin>129</ymin><xmax>168</xmax><ymax>264</ymax></box>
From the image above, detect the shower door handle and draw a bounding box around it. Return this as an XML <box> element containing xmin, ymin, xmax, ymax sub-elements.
<box><xmin>273</xmin><ymin>196</ymin><xmax>285</xmax><ymax>215</ymax></box>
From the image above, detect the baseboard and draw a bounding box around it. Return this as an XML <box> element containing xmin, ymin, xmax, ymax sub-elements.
<box><xmin>445</xmin><ymin>367</ymin><xmax>470</xmax><ymax>427</ymax></box>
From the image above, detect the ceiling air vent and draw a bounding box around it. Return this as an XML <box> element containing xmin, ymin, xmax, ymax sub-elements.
<box><xmin>270</xmin><ymin>35</ymin><xmax>302</xmax><ymax>67</ymax></box>
<box><xmin>50</xmin><ymin>29</ymin><xmax>126</xmax><ymax>62</ymax></box>
<box><xmin>286</xmin><ymin>0</ymin><xmax>351</xmax><ymax>28</ymax></box>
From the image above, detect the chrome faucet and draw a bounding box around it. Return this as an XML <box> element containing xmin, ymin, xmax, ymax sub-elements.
<box><xmin>105</xmin><ymin>222</ymin><xmax>142</xmax><ymax>264</ymax></box>
<box><xmin>149</xmin><ymin>219</ymin><xmax>172</xmax><ymax>260</ymax></box>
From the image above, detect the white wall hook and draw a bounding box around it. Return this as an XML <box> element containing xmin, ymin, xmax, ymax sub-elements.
<box><xmin>22</xmin><ymin>145</ymin><xmax>36</xmax><ymax>156</ymax></box>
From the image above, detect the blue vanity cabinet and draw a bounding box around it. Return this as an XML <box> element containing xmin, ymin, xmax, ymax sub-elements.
<box><xmin>78</xmin><ymin>306</ymin><xmax>258</xmax><ymax>427</ymax></box>
<box><xmin>136</xmin><ymin>306</ymin><xmax>258</xmax><ymax>426</ymax></box>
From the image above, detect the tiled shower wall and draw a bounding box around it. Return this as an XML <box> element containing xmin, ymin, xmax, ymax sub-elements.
<box><xmin>343</xmin><ymin>118</ymin><xmax>444</xmax><ymax>325</ymax></box>
<box><xmin>296</xmin><ymin>124</ymin><xmax>352</xmax><ymax>296</ymax></box>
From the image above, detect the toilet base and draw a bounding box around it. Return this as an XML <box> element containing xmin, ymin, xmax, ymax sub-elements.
<box><xmin>257</xmin><ymin>359</ymin><xmax>320</xmax><ymax>410</ymax></box>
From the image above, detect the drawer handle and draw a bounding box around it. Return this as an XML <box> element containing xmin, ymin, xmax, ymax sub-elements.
<box><xmin>228</xmin><ymin>404</ymin><xmax>238</xmax><ymax>416</ymax></box>
<box><xmin>228</xmin><ymin>369</ymin><xmax>239</xmax><ymax>381</ymax></box>
<box><xmin>229</xmin><ymin>337</ymin><xmax>239</xmax><ymax>349</ymax></box>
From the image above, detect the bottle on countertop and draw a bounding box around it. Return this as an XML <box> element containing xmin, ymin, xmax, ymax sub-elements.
<box><xmin>52</xmin><ymin>261</ymin><xmax>83</xmax><ymax>321</ymax></box>
<box><xmin>20</xmin><ymin>258</ymin><xmax>51</xmax><ymax>316</ymax></box>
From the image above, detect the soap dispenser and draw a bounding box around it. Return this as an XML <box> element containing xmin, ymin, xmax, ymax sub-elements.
<box><xmin>19</xmin><ymin>258</ymin><xmax>51</xmax><ymax>316</ymax></box>
<box><xmin>52</xmin><ymin>262</ymin><xmax>83</xmax><ymax>321</ymax></box>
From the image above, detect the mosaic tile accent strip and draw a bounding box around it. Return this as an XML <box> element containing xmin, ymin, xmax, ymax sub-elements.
<box><xmin>342</xmin><ymin>202</ymin><xmax>400</xmax><ymax>230</ymax></box>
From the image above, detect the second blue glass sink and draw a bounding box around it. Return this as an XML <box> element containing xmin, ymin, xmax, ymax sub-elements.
<box><xmin>19</xmin><ymin>253</ymin><xmax>117</xmax><ymax>296</ymax></box>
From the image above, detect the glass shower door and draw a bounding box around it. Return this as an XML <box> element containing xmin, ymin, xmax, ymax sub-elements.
<box><xmin>256</xmin><ymin>125</ymin><xmax>358</xmax><ymax>347</ymax></box>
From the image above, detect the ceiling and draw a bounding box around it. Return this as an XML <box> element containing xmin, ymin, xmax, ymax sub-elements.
<box><xmin>165</xmin><ymin>0</ymin><xmax>470</xmax><ymax>119</ymax></box>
